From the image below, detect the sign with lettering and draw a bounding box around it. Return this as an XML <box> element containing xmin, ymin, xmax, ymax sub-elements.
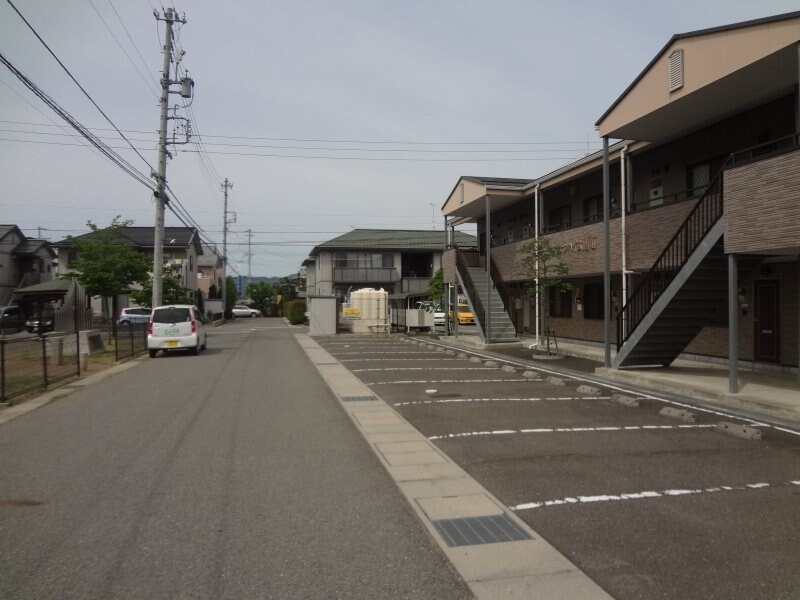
<box><xmin>341</xmin><ymin>307</ymin><xmax>362</xmax><ymax>320</ymax></box>
<box><xmin>560</xmin><ymin>235</ymin><xmax>598</xmax><ymax>254</ymax></box>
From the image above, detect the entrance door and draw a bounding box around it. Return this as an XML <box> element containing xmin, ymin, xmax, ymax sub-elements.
<box><xmin>754</xmin><ymin>280</ymin><xmax>780</xmax><ymax>362</ymax></box>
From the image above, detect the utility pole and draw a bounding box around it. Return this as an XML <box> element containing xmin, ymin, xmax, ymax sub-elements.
<box><xmin>246</xmin><ymin>228</ymin><xmax>254</xmax><ymax>293</ymax></box>
<box><xmin>152</xmin><ymin>7</ymin><xmax>192</xmax><ymax>307</ymax></box>
<box><xmin>221</xmin><ymin>177</ymin><xmax>233</xmax><ymax>316</ymax></box>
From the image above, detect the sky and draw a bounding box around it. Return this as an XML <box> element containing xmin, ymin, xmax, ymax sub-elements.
<box><xmin>1</xmin><ymin>0</ymin><xmax>797</xmax><ymax>277</ymax></box>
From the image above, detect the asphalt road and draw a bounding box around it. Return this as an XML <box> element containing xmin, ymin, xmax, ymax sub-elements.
<box><xmin>318</xmin><ymin>334</ymin><xmax>800</xmax><ymax>600</ymax></box>
<box><xmin>0</xmin><ymin>320</ymin><xmax>473</xmax><ymax>600</ymax></box>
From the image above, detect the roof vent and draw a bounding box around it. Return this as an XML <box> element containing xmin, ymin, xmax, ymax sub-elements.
<box><xmin>668</xmin><ymin>49</ymin><xmax>684</xmax><ymax>92</ymax></box>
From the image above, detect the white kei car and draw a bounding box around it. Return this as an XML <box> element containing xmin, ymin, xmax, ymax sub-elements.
<box><xmin>147</xmin><ymin>304</ymin><xmax>207</xmax><ymax>357</ymax></box>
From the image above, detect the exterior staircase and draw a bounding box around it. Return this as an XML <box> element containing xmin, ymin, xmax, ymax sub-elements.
<box><xmin>454</xmin><ymin>250</ymin><xmax>517</xmax><ymax>343</ymax></box>
<box><xmin>614</xmin><ymin>159</ymin><xmax>758</xmax><ymax>368</ymax></box>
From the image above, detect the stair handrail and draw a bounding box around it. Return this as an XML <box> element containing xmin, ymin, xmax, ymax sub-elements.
<box><xmin>616</xmin><ymin>156</ymin><xmax>731</xmax><ymax>350</ymax></box>
<box><xmin>489</xmin><ymin>257</ymin><xmax>512</xmax><ymax>315</ymax></box>
<box><xmin>455</xmin><ymin>249</ymin><xmax>486</xmax><ymax>332</ymax></box>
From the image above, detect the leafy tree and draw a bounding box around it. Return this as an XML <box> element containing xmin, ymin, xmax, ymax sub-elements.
<box><xmin>428</xmin><ymin>268</ymin><xmax>443</xmax><ymax>305</ymax></box>
<box><xmin>516</xmin><ymin>238</ymin><xmax>572</xmax><ymax>342</ymax></box>
<box><xmin>246</xmin><ymin>281</ymin><xmax>275</xmax><ymax>315</ymax></box>
<box><xmin>208</xmin><ymin>282</ymin><xmax>219</xmax><ymax>300</ymax></box>
<box><xmin>225</xmin><ymin>276</ymin><xmax>238</xmax><ymax>318</ymax></box>
<box><xmin>130</xmin><ymin>266</ymin><xmax>192</xmax><ymax>307</ymax></box>
<box><xmin>67</xmin><ymin>217</ymin><xmax>151</xmax><ymax>320</ymax></box>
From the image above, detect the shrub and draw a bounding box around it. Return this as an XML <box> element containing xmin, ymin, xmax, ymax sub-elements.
<box><xmin>285</xmin><ymin>299</ymin><xmax>306</xmax><ymax>324</ymax></box>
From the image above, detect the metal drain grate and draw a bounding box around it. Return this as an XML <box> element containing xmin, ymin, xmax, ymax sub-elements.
<box><xmin>432</xmin><ymin>514</ymin><xmax>532</xmax><ymax>547</ymax></box>
<box><xmin>341</xmin><ymin>395</ymin><xmax>377</xmax><ymax>402</ymax></box>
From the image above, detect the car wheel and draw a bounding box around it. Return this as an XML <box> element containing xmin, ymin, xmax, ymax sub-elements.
<box><xmin>250</xmin><ymin>313</ymin><xmax>257</xmax><ymax>318</ymax></box>
<box><xmin>149</xmin><ymin>349</ymin><xmax>157</xmax><ymax>358</ymax></box>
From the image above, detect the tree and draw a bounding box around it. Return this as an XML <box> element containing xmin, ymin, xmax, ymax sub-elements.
<box><xmin>130</xmin><ymin>266</ymin><xmax>192</xmax><ymax>307</ymax></box>
<box><xmin>208</xmin><ymin>282</ymin><xmax>219</xmax><ymax>300</ymax></box>
<box><xmin>516</xmin><ymin>238</ymin><xmax>572</xmax><ymax>351</ymax></box>
<box><xmin>246</xmin><ymin>281</ymin><xmax>275</xmax><ymax>315</ymax></box>
<box><xmin>225</xmin><ymin>276</ymin><xmax>238</xmax><ymax>318</ymax></box>
<box><xmin>428</xmin><ymin>268</ymin><xmax>443</xmax><ymax>305</ymax></box>
<box><xmin>67</xmin><ymin>217</ymin><xmax>151</xmax><ymax>321</ymax></box>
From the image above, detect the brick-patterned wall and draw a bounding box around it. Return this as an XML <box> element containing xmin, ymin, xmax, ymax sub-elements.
<box><xmin>725</xmin><ymin>148</ymin><xmax>800</xmax><ymax>254</ymax></box>
<box><xmin>490</xmin><ymin>200</ymin><xmax>697</xmax><ymax>281</ymax></box>
<box><xmin>443</xmin><ymin>249</ymin><xmax>457</xmax><ymax>283</ymax></box>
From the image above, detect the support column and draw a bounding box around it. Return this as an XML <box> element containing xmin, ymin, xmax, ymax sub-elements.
<box><xmin>602</xmin><ymin>137</ymin><xmax>611</xmax><ymax>368</ymax></box>
<box><xmin>485</xmin><ymin>195</ymin><xmax>491</xmax><ymax>343</ymax></box>
<box><xmin>729</xmin><ymin>253</ymin><xmax>739</xmax><ymax>393</ymax></box>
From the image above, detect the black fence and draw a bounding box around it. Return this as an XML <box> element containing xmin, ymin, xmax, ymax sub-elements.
<box><xmin>0</xmin><ymin>333</ymin><xmax>81</xmax><ymax>404</ymax></box>
<box><xmin>114</xmin><ymin>323</ymin><xmax>148</xmax><ymax>361</ymax></box>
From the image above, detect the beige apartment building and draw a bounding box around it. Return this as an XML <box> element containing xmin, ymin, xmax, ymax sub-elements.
<box><xmin>443</xmin><ymin>12</ymin><xmax>800</xmax><ymax>380</ymax></box>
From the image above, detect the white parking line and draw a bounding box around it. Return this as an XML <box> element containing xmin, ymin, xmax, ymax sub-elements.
<box><xmin>367</xmin><ymin>379</ymin><xmax>536</xmax><ymax>386</ymax></box>
<box><xmin>511</xmin><ymin>480</ymin><xmax>800</xmax><ymax>511</ymax></box>
<box><xmin>428</xmin><ymin>424</ymin><xmax>715</xmax><ymax>440</ymax></box>
<box><xmin>351</xmin><ymin>367</ymin><xmax>497</xmax><ymax>372</ymax></box>
<box><xmin>394</xmin><ymin>397</ymin><xmax>614</xmax><ymax>406</ymax></box>
<box><xmin>340</xmin><ymin>358</ymin><xmax>461</xmax><ymax>362</ymax></box>
<box><xmin>333</xmin><ymin>352</ymin><xmax>444</xmax><ymax>355</ymax></box>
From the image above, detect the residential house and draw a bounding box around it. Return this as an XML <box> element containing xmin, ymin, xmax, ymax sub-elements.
<box><xmin>442</xmin><ymin>12</ymin><xmax>800</xmax><ymax>379</ymax></box>
<box><xmin>305</xmin><ymin>228</ymin><xmax>476</xmax><ymax>309</ymax></box>
<box><xmin>53</xmin><ymin>226</ymin><xmax>204</xmax><ymax>312</ymax></box>
<box><xmin>0</xmin><ymin>224</ymin><xmax>55</xmax><ymax>306</ymax></box>
<box><xmin>197</xmin><ymin>244</ymin><xmax>224</xmax><ymax>299</ymax></box>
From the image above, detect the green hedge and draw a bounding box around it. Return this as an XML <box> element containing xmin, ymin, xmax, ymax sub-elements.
<box><xmin>284</xmin><ymin>299</ymin><xmax>306</xmax><ymax>324</ymax></box>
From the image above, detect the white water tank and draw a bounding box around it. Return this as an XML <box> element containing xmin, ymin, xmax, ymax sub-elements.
<box><xmin>350</xmin><ymin>288</ymin><xmax>389</xmax><ymax>334</ymax></box>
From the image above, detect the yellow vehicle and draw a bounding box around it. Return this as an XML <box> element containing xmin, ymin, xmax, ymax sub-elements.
<box><xmin>449</xmin><ymin>303</ymin><xmax>475</xmax><ymax>325</ymax></box>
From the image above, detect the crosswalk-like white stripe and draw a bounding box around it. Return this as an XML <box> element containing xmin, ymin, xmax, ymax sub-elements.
<box><xmin>367</xmin><ymin>379</ymin><xmax>536</xmax><ymax>386</ymax></box>
<box><xmin>428</xmin><ymin>423</ymin><xmax>714</xmax><ymax>440</ymax></box>
<box><xmin>511</xmin><ymin>480</ymin><xmax>800</xmax><ymax>511</ymax></box>
<box><xmin>393</xmin><ymin>397</ymin><xmax>613</xmax><ymax>406</ymax></box>
<box><xmin>352</xmin><ymin>367</ymin><xmax>496</xmax><ymax>372</ymax></box>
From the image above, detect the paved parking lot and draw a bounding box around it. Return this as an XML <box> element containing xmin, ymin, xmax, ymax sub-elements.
<box><xmin>317</xmin><ymin>334</ymin><xmax>800</xmax><ymax>600</ymax></box>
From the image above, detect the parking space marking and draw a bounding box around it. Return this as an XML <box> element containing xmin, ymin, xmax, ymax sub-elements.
<box><xmin>393</xmin><ymin>396</ymin><xmax>614</xmax><ymax>406</ymax></box>
<box><xmin>351</xmin><ymin>367</ymin><xmax>498</xmax><ymax>372</ymax></box>
<box><xmin>367</xmin><ymin>378</ymin><xmax>539</xmax><ymax>386</ymax></box>
<box><xmin>340</xmin><ymin>358</ymin><xmax>462</xmax><ymax>362</ymax></box>
<box><xmin>511</xmin><ymin>480</ymin><xmax>800</xmax><ymax>512</ymax></box>
<box><xmin>428</xmin><ymin>424</ymin><xmax>715</xmax><ymax>440</ymax></box>
<box><xmin>331</xmin><ymin>351</ymin><xmax>446</xmax><ymax>356</ymax></box>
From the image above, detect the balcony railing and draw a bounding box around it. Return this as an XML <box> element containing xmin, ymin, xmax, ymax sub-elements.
<box><xmin>333</xmin><ymin>267</ymin><xmax>398</xmax><ymax>283</ymax></box>
<box><xmin>401</xmin><ymin>277</ymin><xmax>430</xmax><ymax>294</ymax></box>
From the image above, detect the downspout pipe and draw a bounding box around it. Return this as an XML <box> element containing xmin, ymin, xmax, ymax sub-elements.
<box><xmin>621</xmin><ymin>145</ymin><xmax>628</xmax><ymax>337</ymax></box>
<box><xmin>485</xmin><ymin>195</ymin><xmax>491</xmax><ymax>343</ymax></box>
<box><xmin>603</xmin><ymin>136</ymin><xmax>611</xmax><ymax>368</ymax></box>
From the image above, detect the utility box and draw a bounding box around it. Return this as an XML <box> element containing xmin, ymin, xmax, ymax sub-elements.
<box><xmin>308</xmin><ymin>295</ymin><xmax>337</xmax><ymax>336</ymax></box>
<box><xmin>406</xmin><ymin>309</ymin><xmax>433</xmax><ymax>330</ymax></box>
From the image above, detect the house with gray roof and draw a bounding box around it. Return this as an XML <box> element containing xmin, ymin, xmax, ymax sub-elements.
<box><xmin>0</xmin><ymin>225</ymin><xmax>56</xmax><ymax>305</ymax></box>
<box><xmin>52</xmin><ymin>226</ymin><xmax>204</xmax><ymax>294</ymax></box>
<box><xmin>305</xmin><ymin>228</ymin><xmax>476</xmax><ymax>304</ymax></box>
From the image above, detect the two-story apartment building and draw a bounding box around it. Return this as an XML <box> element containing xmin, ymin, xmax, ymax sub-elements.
<box><xmin>53</xmin><ymin>226</ymin><xmax>204</xmax><ymax>302</ymax></box>
<box><xmin>443</xmin><ymin>12</ymin><xmax>800</xmax><ymax>380</ymax></box>
<box><xmin>305</xmin><ymin>228</ymin><xmax>476</xmax><ymax>307</ymax></box>
<box><xmin>0</xmin><ymin>225</ymin><xmax>55</xmax><ymax>305</ymax></box>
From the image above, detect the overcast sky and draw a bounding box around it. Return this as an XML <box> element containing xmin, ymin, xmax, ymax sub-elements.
<box><xmin>1</xmin><ymin>0</ymin><xmax>797</xmax><ymax>277</ymax></box>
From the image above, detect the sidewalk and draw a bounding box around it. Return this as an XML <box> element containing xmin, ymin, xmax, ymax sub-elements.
<box><xmin>431</xmin><ymin>330</ymin><xmax>800</xmax><ymax>426</ymax></box>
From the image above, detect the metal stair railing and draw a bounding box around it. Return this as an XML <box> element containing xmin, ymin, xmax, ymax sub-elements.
<box><xmin>616</xmin><ymin>162</ymin><xmax>727</xmax><ymax>350</ymax></box>
<box><xmin>455</xmin><ymin>249</ymin><xmax>486</xmax><ymax>333</ymax></box>
<box><xmin>489</xmin><ymin>257</ymin><xmax>512</xmax><ymax>315</ymax></box>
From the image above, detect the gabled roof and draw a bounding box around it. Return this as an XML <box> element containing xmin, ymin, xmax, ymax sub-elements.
<box><xmin>0</xmin><ymin>224</ymin><xmax>24</xmax><ymax>244</ymax></box>
<box><xmin>310</xmin><ymin>229</ymin><xmax>476</xmax><ymax>255</ymax></box>
<box><xmin>53</xmin><ymin>226</ymin><xmax>203</xmax><ymax>254</ymax></box>
<box><xmin>12</xmin><ymin>238</ymin><xmax>55</xmax><ymax>258</ymax></box>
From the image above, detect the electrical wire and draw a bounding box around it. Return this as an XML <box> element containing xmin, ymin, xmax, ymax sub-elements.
<box><xmin>7</xmin><ymin>0</ymin><xmax>157</xmax><ymax>176</ymax></box>
<box><xmin>107</xmin><ymin>0</ymin><xmax>160</xmax><ymax>89</ymax></box>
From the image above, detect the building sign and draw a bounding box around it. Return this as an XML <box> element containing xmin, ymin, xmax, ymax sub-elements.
<box><xmin>560</xmin><ymin>235</ymin><xmax>598</xmax><ymax>254</ymax></box>
<box><xmin>341</xmin><ymin>307</ymin><xmax>362</xmax><ymax>320</ymax></box>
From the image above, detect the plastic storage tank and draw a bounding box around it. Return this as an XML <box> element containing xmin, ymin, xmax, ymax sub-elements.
<box><xmin>350</xmin><ymin>288</ymin><xmax>389</xmax><ymax>334</ymax></box>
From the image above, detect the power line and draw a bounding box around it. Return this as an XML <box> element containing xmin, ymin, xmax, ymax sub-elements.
<box><xmin>6</xmin><ymin>0</ymin><xmax>157</xmax><ymax>175</ymax></box>
<box><xmin>87</xmin><ymin>0</ymin><xmax>159</xmax><ymax>98</ymax></box>
<box><xmin>0</xmin><ymin>119</ymin><xmax>603</xmax><ymax>147</ymax></box>
<box><xmin>107</xmin><ymin>0</ymin><xmax>160</xmax><ymax>89</ymax></box>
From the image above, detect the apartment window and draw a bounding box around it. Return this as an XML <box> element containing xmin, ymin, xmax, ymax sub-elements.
<box><xmin>583</xmin><ymin>283</ymin><xmax>604</xmax><ymax>319</ymax></box>
<box><xmin>686</xmin><ymin>162</ymin><xmax>710</xmax><ymax>197</ymax></box>
<box><xmin>371</xmin><ymin>253</ymin><xmax>393</xmax><ymax>268</ymax></box>
<box><xmin>583</xmin><ymin>195</ymin><xmax>602</xmax><ymax>223</ymax></box>
<box><xmin>334</xmin><ymin>252</ymin><xmax>349</xmax><ymax>268</ymax></box>
<box><xmin>548</xmin><ymin>287</ymin><xmax>572</xmax><ymax>318</ymax></box>
<box><xmin>547</xmin><ymin>205</ymin><xmax>571</xmax><ymax>232</ymax></box>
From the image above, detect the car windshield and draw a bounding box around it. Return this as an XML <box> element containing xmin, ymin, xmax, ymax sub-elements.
<box><xmin>152</xmin><ymin>307</ymin><xmax>191</xmax><ymax>323</ymax></box>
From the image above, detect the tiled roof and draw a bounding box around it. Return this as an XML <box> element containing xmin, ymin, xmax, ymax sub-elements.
<box><xmin>12</xmin><ymin>239</ymin><xmax>53</xmax><ymax>256</ymax></box>
<box><xmin>53</xmin><ymin>227</ymin><xmax>202</xmax><ymax>252</ymax></box>
<box><xmin>310</xmin><ymin>229</ymin><xmax>476</xmax><ymax>255</ymax></box>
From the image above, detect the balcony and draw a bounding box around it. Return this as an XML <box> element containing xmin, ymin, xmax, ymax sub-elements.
<box><xmin>333</xmin><ymin>267</ymin><xmax>399</xmax><ymax>283</ymax></box>
<box><xmin>401</xmin><ymin>277</ymin><xmax>430</xmax><ymax>294</ymax></box>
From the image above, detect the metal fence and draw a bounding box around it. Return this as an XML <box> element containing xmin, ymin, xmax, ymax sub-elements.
<box><xmin>1</xmin><ymin>332</ymin><xmax>81</xmax><ymax>404</ymax></box>
<box><xmin>114</xmin><ymin>323</ymin><xmax>148</xmax><ymax>361</ymax></box>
